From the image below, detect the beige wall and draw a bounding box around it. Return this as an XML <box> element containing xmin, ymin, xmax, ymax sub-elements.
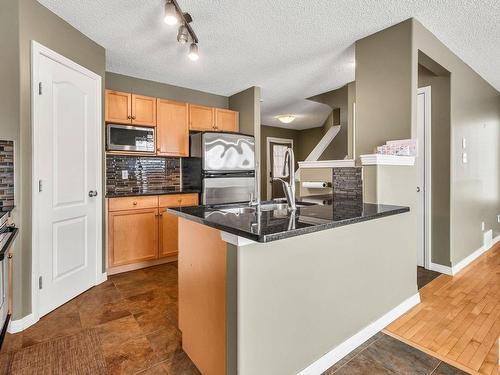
<box><xmin>236</xmin><ymin>212</ymin><xmax>416</xmax><ymax>374</ymax></box>
<box><xmin>355</xmin><ymin>18</ymin><xmax>500</xmax><ymax>267</ymax></box>
<box><xmin>229</xmin><ymin>87</ymin><xmax>262</xmax><ymax>197</ymax></box>
<box><xmin>418</xmin><ymin>64</ymin><xmax>451</xmax><ymax>266</ymax></box>
<box><xmin>355</xmin><ymin>20</ymin><xmax>413</xmax><ymax>156</ymax></box>
<box><xmin>10</xmin><ymin>0</ymin><xmax>107</xmax><ymax>319</ymax></box>
<box><xmin>412</xmin><ymin>19</ymin><xmax>500</xmax><ymax>265</ymax></box>
<box><xmin>106</xmin><ymin>72</ymin><xmax>228</xmax><ymax>108</ymax></box>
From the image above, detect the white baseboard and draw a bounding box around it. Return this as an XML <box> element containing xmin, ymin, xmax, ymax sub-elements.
<box><xmin>96</xmin><ymin>272</ymin><xmax>108</xmax><ymax>284</ymax></box>
<box><xmin>429</xmin><ymin>234</ymin><xmax>499</xmax><ymax>277</ymax></box>
<box><xmin>297</xmin><ymin>293</ymin><xmax>421</xmax><ymax>375</ymax></box>
<box><xmin>8</xmin><ymin>313</ymin><xmax>38</xmax><ymax>334</ymax></box>
<box><xmin>429</xmin><ymin>262</ymin><xmax>453</xmax><ymax>276</ymax></box>
<box><xmin>451</xmin><ymin>234</ymin><xmax>499</xmax><ymax>275</ymax></box>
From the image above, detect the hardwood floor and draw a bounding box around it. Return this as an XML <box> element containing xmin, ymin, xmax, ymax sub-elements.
<box><xmin>385</xmin><ymin>243</ymin><xmax>500</xmax><ymax>375</ymax></box>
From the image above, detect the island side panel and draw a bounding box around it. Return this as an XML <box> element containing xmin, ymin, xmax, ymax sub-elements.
<box><xmin>236</xmin><ymin>212</ymin><xmax>416</xmax><ymax>375</ymax></box>
<box><xmin>178</xmin><ymin>218</ymin><xmax>228</xmax><ymax>375</ymax></box>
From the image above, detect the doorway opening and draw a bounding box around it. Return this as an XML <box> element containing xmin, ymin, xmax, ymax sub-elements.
<box><xmin>266</xmin><ymin>137</ymin><xmax>293</xmax><ymax>200</ymax></box>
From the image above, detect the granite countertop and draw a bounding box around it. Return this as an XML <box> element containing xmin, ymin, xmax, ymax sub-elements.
<box><xmin>106</xmin><ymin>189</ymin><xmax>200</xmax><ymax>198</ymax></box>
<box><xmin>167</xmin><ymin>195</ymin><xmax>410</xmax><ymax>243</ymax></box>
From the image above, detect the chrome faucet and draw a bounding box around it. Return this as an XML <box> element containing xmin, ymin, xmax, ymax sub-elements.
<box><xmin>273</xmin><ymin>148</ymin><xmax>296</xmax><ymax>210</ymax></box>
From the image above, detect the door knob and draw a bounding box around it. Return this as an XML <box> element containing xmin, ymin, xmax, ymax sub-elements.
<box><xmin>88</xmin><ymin>190</ymin><xmax>98</xmax><ymax>197</ymax></box>
<box><xmin>416</xmin><ymin>187</ymin><xmax>421</xmax><ymax>192</ymax></box>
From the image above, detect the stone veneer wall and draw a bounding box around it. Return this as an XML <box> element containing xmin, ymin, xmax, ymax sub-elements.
<box><xmin>106</xmin><ymin>155</ymin><xmax>181</xmax><ymax>195</ymax></box>
<box><xmin>0</xmin><ymin>140</ymin><xmax>14</xmax><ymax>207</ymax></box>
<box><xmin>332</xmin><ymin>167</ymin><xmax>363</xmax><ymax>200</ymax></box>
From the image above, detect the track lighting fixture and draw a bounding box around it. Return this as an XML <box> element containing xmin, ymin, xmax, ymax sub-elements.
<box><xmin>177</xmin><ymin>24</ymin><xmax>189</xmax><ymax>44</ymax></box>
<box><xmin>188</xmin><ymin>43</ymin><xmax>199</xmax><ymax>61</ymax></box>
<box><xmin>163</xmin><ymin>0</ymin><xmax>200</xmax><ymax>61</ymax></box>
<box><xmin>164</xmin><ymin>1</ymin><xmax>178</xmax><ymax>25</ymax></box>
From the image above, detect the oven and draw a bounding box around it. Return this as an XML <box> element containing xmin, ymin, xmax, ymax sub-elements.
<box><xmin>106</xmin><ymin>124</ymin><xmax>155</xmax><ymax>153</ymax></box>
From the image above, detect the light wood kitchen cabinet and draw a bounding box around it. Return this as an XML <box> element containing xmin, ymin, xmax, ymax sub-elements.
<box><xmin>108</xmin><ymin>195</ymin><xmax>158</xmax><ymax>211</ymax></box>
<box><xmin>108</xmin><ymin>208</ymin><xmax>159</xmax><ymax>267</ymax></box>
<box><xmin>131</xmin><ymin>94</ymin><xmax>157</xmax><ymax>126</ymax></box>
<box><xmin>105</xmin><ymin>90</ymin><xmax>131</xmax><ymax>124</ymax></box>
<box><xmin>189</xmin><ymin>104</ymin><xmax>215</xmax><ymax>131</ymax></box>
<box><xmin>159</xmin><ymin>193</ymin><xmax>198</xmax><ymax>258</ymax></box>
<box><xmin>215</xmin><ymin>108</ymin><xmax>239</xmax><ymax>132</ymax></box>
<box><xmin>105</xmin><ymin>90</ymin><xmax>156</xmax><ymax>126</ymax></box>
<box><xmin>157</xmin><ymin>99</ymin><xmax>189</xmax><ymax>156</ymax></box>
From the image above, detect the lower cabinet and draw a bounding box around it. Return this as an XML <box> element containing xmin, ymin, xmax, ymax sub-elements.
<box><xmin>107</xmin><ymin>193</ymin><xmax>199</xmax><ymax>273</ymax></box>
<box><xmin>108</xmin><ymin>208</ymin><xmax>159</xmax><ymax>267</ymax></box>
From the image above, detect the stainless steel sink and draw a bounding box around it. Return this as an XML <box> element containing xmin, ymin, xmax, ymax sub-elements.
<box><xmin>217</xmin><ymin>201</ymin><xmax>318</xmax><ymax>215</ymax></box>
<box><xmin>219</xmin><ymin>206</ymin><xmax>257</xmax><ymax>215</ymax></box>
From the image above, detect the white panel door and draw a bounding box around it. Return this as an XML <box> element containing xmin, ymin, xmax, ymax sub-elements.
<box><xmin>34</xmin><ymin>44</ymin><xmax>102</xmax><ymax>317</ymax></box>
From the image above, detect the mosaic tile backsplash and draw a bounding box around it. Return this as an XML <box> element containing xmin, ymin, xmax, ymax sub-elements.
<box><xmin>0</xmin><ymin>140</ymin><xmax>14</xmax><ymax>208</ymax></box>
<box><xmin>106</xmin><ymin>155</ymin><xmax>181</xmax><ymax>195</ymax></box>
<box><xmin>332</xmin><ymin>167</ymin><xmax>363</xmax><ymax>200</ymax></box>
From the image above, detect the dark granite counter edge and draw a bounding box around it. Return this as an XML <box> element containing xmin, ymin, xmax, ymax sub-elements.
<box><xmin>168</xmin><ymin>206</ymin><xmax>410</xmax><ymax>243</ymax></box>
<box><xmin>106</xmin><ymin>190</ymin><xmax>200</xmax><ymax>198</ymax></box>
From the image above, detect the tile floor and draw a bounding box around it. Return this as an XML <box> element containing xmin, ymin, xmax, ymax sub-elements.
<box><xmin>1</xmin><ymin>262</ymin><xmax>468</xmax><ymax>374</ymax></box>
<box><xmin>417</xmin><ymin>266</ymin><xmax>442</xmax><ymax>290</ymax></box>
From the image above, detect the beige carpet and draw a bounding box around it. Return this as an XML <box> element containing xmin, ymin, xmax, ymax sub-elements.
<box><xmin>1</xmin><ymin>329</ymin><xmax>107</xmax><ymax>374</ymax></box>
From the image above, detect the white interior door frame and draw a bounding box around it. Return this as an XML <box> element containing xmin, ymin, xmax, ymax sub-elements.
<box><xmin>417</xmin><ymin>86</ymin><xmax>432</xmax><ymax>270</ymax></box>
<box><xmin>31</xmin><ymin>41</ymin><xmax>103</xmax><ymax>326</ymax></box>
<box><xmin>266</xmin><ymin>137</ymin><xmax>293</xmax><ymax>200</ymax></box>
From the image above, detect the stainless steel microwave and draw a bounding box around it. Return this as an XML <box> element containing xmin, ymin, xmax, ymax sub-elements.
<box><xmin>106</xmin><ymin>124</ymin><xmax>155</xmax><ymax>153</ymax></box>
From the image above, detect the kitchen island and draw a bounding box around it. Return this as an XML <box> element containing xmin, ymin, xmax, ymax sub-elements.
<box><xmin>168</xmin><ymin>196</ymin><xmax>417</xmax><ymax>375</ymax></box>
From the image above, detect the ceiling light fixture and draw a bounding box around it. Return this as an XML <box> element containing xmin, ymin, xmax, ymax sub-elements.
<box><xmin>163</xmin><ymin>0</ymin><xmax>200</xmax><ymax>61</ymax></box>
<box><xmin>164</xmin><ymin>1</ymin><xmax>178</xmax><ymax>25</ymax></box>
<box><xmin>276</xmin><ymin>115</ymin><xmax>296</xmax><ymax>124</ymax></box>
<box><xmin>188</xmin><ymin>43</ymin><xmax>199</xmax><ymax>61</ymax></box>
<box><xmin>177</xmin><ymin>24</ymin><xmax>189</xmax><ymax>44</ymax></box>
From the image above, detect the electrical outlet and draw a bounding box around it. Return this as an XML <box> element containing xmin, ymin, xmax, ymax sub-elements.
<box><xmin>481</xmin><ymin>222</ymin><xmax>485</xmax><ymax>231</ymax></box>
<box><xmin>462</xmin><ymin>152</ymin><xmax>468</xmax><ymax>164</ymax></box>
<box><xmin>121</xmin><ymin>170</ymin><xmax>129</xmax><ymax>179</ymax></box>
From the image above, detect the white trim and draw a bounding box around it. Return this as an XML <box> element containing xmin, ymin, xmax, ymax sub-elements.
<box><xmin>451</xmin><ymin>235</ymin><xmax>498</xmax><ymax>275</ymax></box>
<box><xmin>31</xmin><ymin>41</ymin><xmax>103</xmax><ymax>323</ymax></box>
<box><xmin>266</xmin><ymin>137</ymin><xmax>294</xmax><ymax>200</ymax></box>
<box><xmin>8</xmin><ymin>313</ymin><xmax>38</xmax><ymax>334</ymax></box>
<box><xmin>304</xmin><ymin>125</ymin><xmax>341</xmax><ymax>162</ymax></box>
<box><xmin>417</xmin><ymin>86</ymin><xmax>432</xmax><ymax>270</ymax></box>
<box><xmin>297</xmin><ymin>293</ymin><xmax>421</xmax><ymax>375</ymax></box>
<box><xmin>428</xmin><ymin>235</ymin><xmax>499</xmax><ymax>276</ymax></box>
<box><xmin>298</xmin><ymin>159</ymin><xmax>355</xmax><ymax>169</ymax></box>
<box><xmin>429</xmin><ymin>262</ymin><xmax>453</xmax><ymax>276</ymax></box>
<box><xmin>220</xmin><ymin>231</ymin><xmax>256</xmax><ymax>247</ymax></box>
<box><xmin>97</xmin><ymin>272</ymin><xmax>108</xmax><ymax>284</ymax></box>
<box><xmin>359</xmin><ymin>154</ymin><xmax>416</xmax><ymax>166</ymax></box>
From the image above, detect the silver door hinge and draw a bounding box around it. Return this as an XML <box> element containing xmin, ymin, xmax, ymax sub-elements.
<box><xmin>39</xmin><ymin>276</ymin><xmax>43</xmax><ymax>289</ymax></box>
<box><xmin>38</xmin><ymin>82</ymin><xmax>42</xmax><ymax>95</ymax></box>
<box><xmin>38</xmin><ymin>180</ymin><xmax>43</xmax><ymax>192</ymax></box>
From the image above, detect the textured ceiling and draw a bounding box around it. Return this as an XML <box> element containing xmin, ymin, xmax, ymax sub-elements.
<box><xmin>38</xmin><ymin>0</ymin><xmax>500</xmax><ymax>130</ymax></box>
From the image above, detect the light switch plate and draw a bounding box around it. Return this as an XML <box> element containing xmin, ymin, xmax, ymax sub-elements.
<box><xmin>462</xmin><ymin>152</ymin><xmax>468</xmax><ymax>164</ymax></box>
<box><xmin>462</xmin><ymin>137</ymin><xmax>466</xmax><ymax>149</ymax></box>
<box><xmin>497</xmin><ymin>215</ymin><xmax>500</xmax><ymax>223</ymax></box>
<box><xmin>121</xmin><ymin>170</ymin><xmax>129</xmax><ymax>179</ymax></box>
<box><xmin>481</xmin><ymin>222</ymin><xmax>485</xmax><ymax>231</ymax></box>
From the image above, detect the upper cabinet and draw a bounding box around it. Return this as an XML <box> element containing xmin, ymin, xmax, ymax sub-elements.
<box><xmin>105</xmin><ymin>90</ymin><xmax>131</xmax><ymax>124</ymax></box>
<box><xmin>105</xmin><ymin>90</ymin><xmax>156</xmax><ymax>127</ymax></box>
<box><xmin>157</xmin><ymin>99</ymin><xmax>189</xmax><ymax>157</ymax></box>
<box><xmin>189</xmin><ymin>104</ymin><xmax>215</xmax><ymax>131</ymax></box>
<box><xmin>189</xmin><ymin>104</ymin><xmax>239</xmax><ymax>132</ymax></box>
<box><xmin>131</xmin><ymin>94</ymin><xmax>156</xmax><ymax>126</ymax></box>
<box><xmin>215</xmin><ymin>108</ymin><xmax>239</xmax><ymax>132</ymax></box>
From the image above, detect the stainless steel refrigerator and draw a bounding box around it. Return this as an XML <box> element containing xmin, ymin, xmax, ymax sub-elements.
<box><xmin>187</xmin><ymin>132</ymin><xmax>255</xmax><ymax>205</ymax></box>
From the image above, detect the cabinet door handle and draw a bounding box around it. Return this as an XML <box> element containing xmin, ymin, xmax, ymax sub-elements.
<box><xmin>127</xmin><ymin>115</ymin><xmax>132</xmax><ymax>119</ymax></box>
<box><xmin>157</xmin><ymin>147</ymin><xmax>161</xmax><ymax>151</ymax></box>
<box><xmin>133</xmin><ymin>201</ymin><xmax>138</xmax><ymax>206</ymax></box>
<box><xmin>132</xmin><ymin>116</ymin><xmax>136</xmax><ymax>120</ymax></box>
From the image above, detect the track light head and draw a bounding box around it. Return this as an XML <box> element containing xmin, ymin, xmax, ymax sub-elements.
<box><xmin>164</xmin><ymin>1</ymin><xmax>178</xmax><ymax>25</ymax></box>
<box><xmin>188</xmin><ymin>43</ymin><xmax>199</xmax><ymax>61</ymax></box>
<box><xmin>177</xmin><ymin>24</ymin><xmax>189</xmax><ymax>44</ymax></box>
